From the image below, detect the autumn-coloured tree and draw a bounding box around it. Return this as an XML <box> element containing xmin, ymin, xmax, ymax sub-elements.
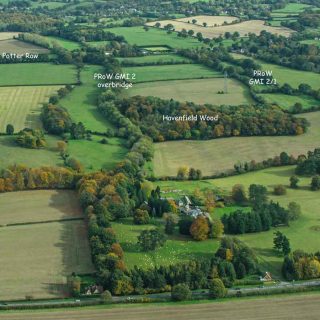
<box><xmin>57</xmin><ymin>140</ymin><xmax>67</xmax><ymax>155</ymax></box>
<box><xmin>177</xmin><ymin>166</ymin><xmax>189</xmax><ymax>180</ymax></box>
<box><xmin>110</xmin><ymin>243</ymin><xmax>124</xmax><ymax>259</ymax></box>
<box><xmin>210</xmin><ymin>218</ymin><xmax>224</xmax><ymax>239</ymax></box>
<box><xmin>190</xmin><ymin>216</ymin><xmax>210</xmax><ymax>241</ymax></box>
<box><xmin>204</xmin><ymin>190</ymin><xmax>215</xmax><ymax>213</ymax></box>
<box><xmin>133</xmin><ymin>209</ymin><xmax>150</xmax><ymax>225</ymax></box>
<box><xmin>66</xmin><ymin>157</ymin><xmax>83</xmax><ymax>173</ymax></box>
<box><xmin>209</xmin><ymin>278</ymin><xmax>226</xmax><ymax>299</ymax></box>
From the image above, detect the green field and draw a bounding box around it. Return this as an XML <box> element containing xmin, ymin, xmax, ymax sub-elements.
<box><xmin>232</xmin><ymin>53</ymin><xmax>320</xmax><ymax>90</ymax></box>
<box><xmin>0</xmin><ymin>63</ymin><xmax>77</xmax><ymax>86</ymax></box>
<box><xmin>60</xmin><ymin>65</ymin><xmax>113</xmax><ymax>133</ymax></box>
<box><xmin>30</xmin><ymin>1</ymin><xmax>66</xmax><ymax>9</ymax></box>
<box><xmin>0</xmin><ymin>85</ymin><xmax>62</xmax><ymax>132</ymax></box>
<box><xmin>113</xmin><ymin>218</ymin><xmax>220</xmax><ymax>270</ymax></box>
<box><xmin>272</xmin><ymin>3</ymin><xmax>312</xmax><ymax>14</ymax></box>
<box><xmin>155</xmin><ymin>165</ymin><xmax>320</xmax><ymax>276</ymax></box>
<box><xmin>42</xmin><ymin>36</ymin><xmax>81</xmax><ymax>50</ymax></box>
<box><xmin>0</xmin><ymin>39</ymin><xmax>49</xmax><ymax>54</ymax></box>
<box><xmin>300</xmin><ymin>39</ymin><xmax>320</xmax><ymax>48</ymax></box>
<box><xmin>118</xmin><ymin>54</ymin><xmax>192</xmax><ymax>66</ymax></box>
<box><xmin>0</xmin><ymin>132</ymin><xmax>126</xmax><ymax>172</ymax></box>
<box><xmin>67</xmin><ymin>135</ymin><xmax>127</xmax><ymax>172</ymax></box>
<box><xmin>143</xmin><ymin>46</ymin><xmax>171</xmax><ymax>51</ymax></box>
<box><xmin>0</xmin><ymin>135</ymin><xmax>60</xmax><ymax>169</ymax></box>
<box><xmin>153</xmin><ymin>111</ymin><xmax>320</xmax><ymax>177</ymax></box>
<box><xmin>269</xmin><ymin>19</ymin><xmax>297</xmax><ymax>27</ymax></box>
<box><xmin>124</xmin><ymin>64</ymin><xmax>222</xmax><ymax>83</ymax></box>
<box><xmin>110</xmin><ymin>27</ymin><xmax>205</xmax><ymax>49</ymax></box>
<box><xmin>259</xmin><ymin>93</ymin><xmax>320</xmax><ymax>110</ymax></box>
<box><xmin>85</xmin><ymin>40</ymin><xmax>110</xmax><ymax>48</ymax></box>
<box><xmin>0</xmin><ymin>190</ymin><xmax>94</xmax><ymax>300</ymax></box>
<box><xmin>127</xmin><ymin>78</ymin><xmax>254</xmax><ymax>105</ymax></box>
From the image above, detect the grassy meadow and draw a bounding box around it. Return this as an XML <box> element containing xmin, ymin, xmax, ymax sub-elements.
<box><xmin>155</xmin><ymin>165</ymin><xmax>320</xmax><ymax>276</ymax></box>
<box><xmin>0</xmin><ymin>190</ymin><xmax>94</xmax><ymax>300</ymax></box>
<box><xmin>0</xmin><ymin>135</ymin><xmax>61</xmax><ymax>169</ymax></box>
<box><xmin>124</xmin><ymin>64</ymin><xmax>222</xmax><ymax>83</ymax></box>
<box><xmin>67</xmin><ymin>135</ymin><xmax>127</xmax><ymax>172</ymax></box>
<box><xmin>259</xmin><ymin>93</ymin><xmax>320</xmax><ymax>110</ymax></box>
<box><xmin>30</xmin><ymin>1</ymin><xmax>66</xmax><ymax>9</ymax></box>
<box><xmin>0</xmin><ymin>85</ymin><xmax>62</xmax><ymax>132</ymax></box>
<box><xmin>127</xmin><ymin>78</ymin><xmax>253</xmax><ymax>105</ymax></box>
<box><xmin>60</xmin><ymin>65</ymin><xmax>113</xmax><ymax>132</ymax></box>
<box><xmin>118</xmin><ymin>54</ymin><xmax>192</xmax><ymax>65</ymax></box>
<box><xmin>300</xmin><ymin>39</ymin><xmax>320</xmax><ymax>48</ymax></box>
<box><xmin>232</xmin><ymin>53</ymin><xmax>320</xmax><ymax>90</ymax></box>
<box><xmin>42</xmin><ymin>36</ymin><xmax>81</xmax><ymax>50</ymax></box>
<box><xmin>153</xmin><ymin>111</ymin><xmax>320</xmax><ymax>177</ymax></box>
<box><xmin>110</xmin><ymin>27</ymin><xmax>204</xmax><ymax>49</ymax></box>
<box><xmin>0</xmin><ymin>63</ymin><xmax>77</xmax><ymax>86</ymax></box>
<box><xmin>272</xmin><ymin>3</ymin><xmax>312</xmax><ymax>14</ymax></box>
<box><xmin>113</xmin><ymin>218</ymin><xmax>220</xmax><ymax>270</ymax></box>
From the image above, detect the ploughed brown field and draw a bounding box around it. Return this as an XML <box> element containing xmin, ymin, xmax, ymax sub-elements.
<box><xmin>0</xmin><ymin>294</ymin><xmax>319</xmax><ymax>319</ymax></box>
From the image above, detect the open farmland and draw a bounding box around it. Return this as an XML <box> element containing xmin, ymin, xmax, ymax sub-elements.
<box><xmin>67</xmin><ymin>135</ymin><xmax>127</xmax><ymax>172</ymax></box>
<box><xmin>1</xmin><ymin>294</ymin><xmax>320</xmax><ymax>320</ymax></box>
<box><xmin>272</xmin><ymin>2</ymin><xmax>312</xmax><ymax>14</ymax></box>
<box><xmin>232</xmin><ymin>53</ymin><xmax>320</xmax><ymax>90</ymax></box>
<box><xmin>0</xmin><ymin>39</ymin><xmax>49</xmax><ymax>54</ymax></box>
<box><xmin>156</xmin><ymin>165</ymin><xmax>320</xmax><ymax>276</ymax></box>
<box><xmin>0</xmin><ymin>190</ymin><xmax>94</xmax><ymax>300</ymax></box>
<box><xmin>176</xmin><ymin>15</ymin><xmax>239</xmax><ymax>27</ymax></box>
<box><xmin>60</xmin><ymin>65</ymin><xmax>113</xmax><ymax>132</ymax></box>
<box><xmin>30</xmin><ymin>1</ymin><xmax>66</xmax><ymax>9</ymax></box>
<box><xmin>146</xmin><ymin>19</ymin><xmax>293</xmax><ymax>38</ymax></box>
<box><xmin>153</xmin><ymin>111</ymin><xmax>320</xmax><ymax>177</ymax></box>
<box><xmin>113</xmin><ymin>217</ymin><xmax>220</xmax><ymax>270</ymax></box>
<box><xmin>0</xmin><ymin>190</ymin><xmax>82</xmax><ymax>225</ymax></box>
<box><xmin>300</xmin><ymin>39</ymin><xmax>320</xmax><ymax>48</ymax></box>
<box><xmin>0</xmin><ymin>32</ymin><xmax>19</xmax><ymax>40</ymax></box>
<box><xmin>259</xmin><ymin>93</ymin><xmax>320</xmax><ymax>110</ymax></box>
<box><xmin>118</xmin><ymin>54</ymin><xmax>192</xmax><ymax>66</ymax></box>
<box><xmin>110</xmin><ymin>27</ymin><xmax>204</xmax><ymax>48</ymax></box>
<box><xmin>0</xmin><ymin>134</ymin><xmax>60</xmax><ymax>169</ymax></box>
<box><xmin>124</xmin><ymin>64</ymin><xmax>222</xmax><ymax>83</ymax></box>
<box><xmin>42</xmin><ymin>36</ymin><xmax>81</xmax><ymax>50</ymax></box>
<box><xmin>127</xmin><ymin>78</ymin><xmax>253</xmax><ymax>105</ymax></box>
<box><xmin>0</xmin><ymin>63</ymin><xmax>77</xmax><ymax>86</ymax></box>
<box><xmin>0</xmin><ymin>85</ymin><xmax>62</xmax><ymax>132</ymax></box>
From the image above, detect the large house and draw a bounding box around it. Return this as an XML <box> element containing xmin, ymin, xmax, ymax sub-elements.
<box><xmin>177</xmin><ymin>196</ymin><xmax>209</xmax><ymax>219</ymax></box>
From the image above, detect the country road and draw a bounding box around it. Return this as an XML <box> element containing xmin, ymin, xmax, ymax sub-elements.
<box><xmin>1</xmin><ymin>280</ymin><xmax>320</xmax><ymax>309</ymax></box>
<box><xmin>1</xmin><ymin>294</ymin><xmax>319</xmax><ymax>320</ymax></box>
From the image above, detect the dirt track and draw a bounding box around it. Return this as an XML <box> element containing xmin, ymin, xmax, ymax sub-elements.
<box><xmin>1</xmin><ymin>294</ymin><xmax>320</xmax><ymax>320</ymax></box>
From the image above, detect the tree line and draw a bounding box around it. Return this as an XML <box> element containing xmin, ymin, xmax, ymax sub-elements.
<box><xmin>282</xmin><ymin>250</ymin><xmax>320</xmax><ymax>280</ymax></box>
<box><xmin>0</xmin><ymin>165</ymin><xmax>76</xmax><ymax>193</ymax></box>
